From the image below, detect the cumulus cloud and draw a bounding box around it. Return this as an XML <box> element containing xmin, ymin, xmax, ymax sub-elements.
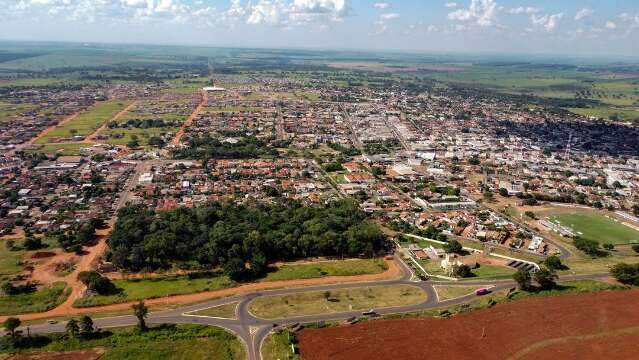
<box><xmin>379</xmin><ymin>12</ymin><xmax>399</xmax><ymax>20</ymax></box>
<box><xmin>575</xmin><ymin>8</ymin><xmax>593</xmax><ymax>21</ymax></box>
<box><xmin>0</xmin><ymin>0</ymin><xmax>351</xmax><ymax>27</ymax></box>
<box><xmin>508</xmin><ymin>7</ymin><xmax>539</xmax><ymax>15</ymax></box>
<box><xmin>448</xmin><ymin>0</ymin><xmax>498</xmax><ymax>27</ymax></box>
<box><xmin>444</xmin><ymin>2</ymin><xmax>457</xmax><ymax>8</ymax></box>
<box><xmin>530</xmin><ymin>13</ymin><xmax>563</xmax><ymax>32</ymax></box>
<box><xmin>605</xmin><ymin>21</ymin><xmax>616</xmax><ymax>30</ymax></box>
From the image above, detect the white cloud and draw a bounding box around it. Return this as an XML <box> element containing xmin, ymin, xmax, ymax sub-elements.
<box><xmin>379</xmin><ymin>12</ymin><xmax>399</xmax><ymax>20</ymax></box>
<box><xmin>605</xmin><ymin>21</ymin><xmax>616</xmax><ymax>30</ymax></box>
<box><xmin>373</xmin><ymin>2</ymin><xmax>390</xmax><ymax>9</ymax></box>
<box><xmin>575</xmin><ymin>8</ymin><xmax>593</xmax><ymax>21</ymax></box>
<box><xmin>448</xmin><ymin>0</ymin><xmax>498</xmax><ymax>27</ymax></box>
<box><xmin>530</xmin><ymin>13</ymin><xmax>563</xmax><ymax>32</ymax></box>
<box><xmin>508</xmin><ymin>7</ymin><xmax>539</xmax><ymax>15</ymax></box>
<box><xmin>444</xmin><ymin>2</ymin><xmax>457</xmax><ymax>8</ymax></box>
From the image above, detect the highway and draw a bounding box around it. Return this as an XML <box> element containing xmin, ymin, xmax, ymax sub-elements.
<box><xmin>19</xmin><ymin>254</ymin><xmax>610</xmax><ymax>360</ymax></box>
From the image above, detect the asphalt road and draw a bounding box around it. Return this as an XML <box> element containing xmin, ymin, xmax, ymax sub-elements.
<box><xmin>19</xmin><ymin>256</ymin><xmax>610</xmax><ymax>360</ymax></box>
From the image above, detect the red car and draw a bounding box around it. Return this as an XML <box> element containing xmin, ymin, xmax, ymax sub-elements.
<box><xmin>475</xmin><ymin>288</ymin><xmax>490</xmax><ymax>296</ymax></box>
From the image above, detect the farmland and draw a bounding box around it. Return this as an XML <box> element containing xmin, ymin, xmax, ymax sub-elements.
<box><xmin>298</xmin><ymin>288</ymin><xmax>638</xmax><ymax>360</ymax></box>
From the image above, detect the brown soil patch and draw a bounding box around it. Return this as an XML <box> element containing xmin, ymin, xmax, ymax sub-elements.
<box><xmin>298</xmin><ymin>289</ymin><xmax>639</xmax><ymax>360</ymax></box>
<box><xmin>3</xmin><ymin>348</ymin><xmax>105</xmax><ymax>360</ymax></box>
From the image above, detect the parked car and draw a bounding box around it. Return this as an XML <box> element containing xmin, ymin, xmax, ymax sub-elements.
<box><xmin>475</xmin><ymin>288</ymin><xmax>491</xmax><ymax>296</ymax></box>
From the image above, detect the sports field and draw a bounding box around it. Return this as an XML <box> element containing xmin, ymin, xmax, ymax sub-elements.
<box><xmin>542</xmin><ymin>208</ymin><xmax>639</xmax><ymax>245</ymax></box>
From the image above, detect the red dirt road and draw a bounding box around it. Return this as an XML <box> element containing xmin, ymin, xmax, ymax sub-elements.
<box><xmin>171</xmin><ymin>90</ymin><xmax>207</xmax><ymax>145</ymax></box>
<box><xmin>298</xmin><ymin>289</ymin><xmax>639</xmax><ymax>360</ymax></box>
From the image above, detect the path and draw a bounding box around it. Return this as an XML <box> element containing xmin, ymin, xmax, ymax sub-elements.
<box><xmin>171</xmin><ymin>90</ymin><xmax>207</xmax><ymax>145</ymax></box>
<box><xmin>84</xmin><ymin>100</ymin><xmax>138</xmax><ymax>143</ymax></box>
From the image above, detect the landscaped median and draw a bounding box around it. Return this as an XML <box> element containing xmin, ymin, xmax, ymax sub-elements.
<box><xmin>72</xmin><ymin>258</ymin><xmax>392</xmax><ymax>308</ymax></box>
<box><xmin>247</xmin><ymin>284</ymin><xmax>427</xmax><ymax>320</ymax></box>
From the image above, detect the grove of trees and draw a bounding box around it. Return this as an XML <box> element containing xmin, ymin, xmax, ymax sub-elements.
<box><xmin>108</xmin><ymin>199</ymin><xmax>390</xmax><ymax>281</ymax></box>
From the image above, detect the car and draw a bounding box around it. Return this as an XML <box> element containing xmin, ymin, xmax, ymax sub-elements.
<box><xmin>361</xmin><ymin>309</ymin><xmax>377</xmax><ymax>316</ymax></box>
<box><xmin>46</xmin><ymin>320</ymin><xmax>58</xmax><ymax>325</ymax></box>
<box><xmin>475</xmin><ymin>288</ymin><xmax>491</xmax><ymax>296</ymax></box>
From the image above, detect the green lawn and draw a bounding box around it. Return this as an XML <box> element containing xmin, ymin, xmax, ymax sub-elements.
<box><xmin>1</xmin><ymin>324</ymin><xmax>245</xmax><ymax>360</ymax></box>
<box><xmin>188</xmin><ymin>302</ymin><xmax>238</xmax><ymax>319</ymax></box>
<box><xmin>36</xmin><ymin>100</ymin><xmax>131</xmax><ymax>143</ymax></box>
<box><xmin>544</xmin><ymin>209</ymin><xmax>639</xmax><ymax>245</ymax></box>
<box><xmin>72</xmin><ymin>272</ymin><xmax>235</xmax><ymax>308</ymax></box>
<box><xmin>261</xmin><ymin>258</ymin><xmax>388</xmax><ymax>282</ymax></box>
<box><xmin>434</xmin><ymin>285</ymin><xmax>480</xmax><ymax>301</ymax></box>
<box><xmin>0</xmin><ymin>282</ymin><xmax>70</xmax><ymax>316</ymax></box>
<box><xmin>420</xmin><ymin>260</ymin><xmax>514</xmax><ymax>280</ymax></box>
<box><xmin>0</xmin><ymin>245</ymin><xmax>27</xmax><ymax>281</ymax></box>
<box><xmin>248</xmin><ymin>285</ymin><xmax>426</xmax><ymax>319</ymax></box>
<box><xmin>261</xmin><ymin>330</ymin><xmax>299</xmax><ymax>360</ymax></box>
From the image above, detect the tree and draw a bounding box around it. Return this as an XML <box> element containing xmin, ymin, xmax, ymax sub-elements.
<box><xmin>524</xmin><ymin>211</ymin><xmax>536</xmax><ymax>219</ymax></box>
<box><xmin>1</xmin><ymin>282</ymin><xmax>16</xmax><ymax>295</ymax></box>
<box><xmin>323</xmin><ymin>291</ymin><xmax>331</xmax><ymax>300</ymax></box>
<box><xmin>79</xmin><ymin>315</ymin><xmax>95</xmax><ymax>336</ymax></box>
<box><xmin>513</xmin><ymin>269</ymin><xmax>532</xmax><ymax>290</ymax></box>
<box><xmin>542</xmin><ymin>255</ymin><xmax>565</xmax><ymax>270</ymax></box>
<box><xmin>66</xmin><ymin>319</ymin><xmax>80</xmax><ymax>338</ymax></box>
<box><xmin>443</xmin><ymin>239</ymin><xmax>463</xmax><ymax>254</ymax></box>
<box><xmin>610</xmin><ymin>263</ymin><xmax>639</xmax><ymax>286</ymax></box>
<box><xmin>453</xmin><ymin>264</ymin><xmax>473</xmax><ymax>278</ymax></box>
<box><xmin>573</xmin><ymin>237</ymin><xmax>603</xmax><ymax>257</ymax></box>
<box><xmin>127</xmin><ymin>138</ymin><xmax>140</xmax><ymax>148</ymax></box>
<box><xmin>2</xmin><ymin>317</ymin><xmax>20</xmax><ymax>338</ymax></box>
<box><xmin>498</xmin><ymin>188</ymin><xmax>509</xmax><ymax>197</ymax></box>
<box><xmin>23</xmin><ymin>236</ymin><xmax>43</xmax><ymax>251</ymax></box>
<box><xmin>77</xmin><ymin>271</ymin><xmax>114</xmax><ymax>295</ymax></box>
<box><xmin>603</xmin><ymin>243</ymin><xmax>615</xmax><ymax>251</ymax></box>
<box><xmin>632</xmin><ymin>244</ymin><xmax>639</xmax><ymax>254</ymax></box>
<box><xmin>534</xmin><ymin>268</ymin><xmax>557</xmax><ymax>290</ymax></box>
<box><xmin>132</xmin><ymin>301</ymin><xmax>149</xmax><ymax>331</ymax></box>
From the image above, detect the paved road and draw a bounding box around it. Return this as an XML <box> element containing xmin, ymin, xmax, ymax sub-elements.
<box><xmin>19</xmin><ymin>254</ymin><xmax>610</xmax><ymax>360</ymax></box>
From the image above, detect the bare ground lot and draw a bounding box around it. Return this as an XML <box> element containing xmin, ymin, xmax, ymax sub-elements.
<box><xmin>298</xmin><ymin>289</ymin><xmax>639</xmax><ymax>360</ymax></box>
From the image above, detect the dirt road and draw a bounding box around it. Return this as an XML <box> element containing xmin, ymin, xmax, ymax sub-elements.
<box><xmin>84</xmin><ymin>100</ymin><xmax>138</xmax><ymax>143</ymax></box>
<box><xmin>27</xmin><ymin>112</ymin><xmax>80</xmax><ymax>145</ymax></box>
<box><xmin>171</xmin><ymin>90</ymin><xmax>207</xmax><ymax>145</ymax></box>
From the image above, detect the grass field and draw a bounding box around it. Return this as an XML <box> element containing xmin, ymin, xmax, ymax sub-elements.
<box><xmin>189</xmin><ymin>302</ymin><xmax>238</xmax><ymax>319</ymax></box>
<box><xmin>72</xmin><ymin>272</ymin><xmax>235</xmax><ymax>308</ymax></box>
<box><xmin>36</xmin><ymin>100</ymin><xmax>131</xmax><ymax>143</ymax></box>
<box><xmin>420</xmin><ymin>260</ymin><xmax>514</xmax><ymax>280</ymax></box>
<box><xmin>434</xmin><ymin>285</ymin><xmax>481</xmax><ymax>301</ymax></box>
<box><xmin>261</xmin><ymin>330</ymin><xmax>299</xmax><ymax>360</ymax></box>
<box><xmin>1</xmin><ymin>324</ymin><xmax>245</xmax><ymax>360</ymax></box>
<box><xmin>542</xmin><ymin>208</ymin><xmax>639</xmax><ymax>245</ymax></box>
<box><xmin>260</xmin><ymin>258</ymin><xmax>388</xmax><ymax>282</ymax></box>
<box><xmin>0</xmin><ymin>282</ymin><xmax>70</xmax><ymax>316</ymax></box>
<box><xmin>248</xmin><ymin>285</ymin><xmax>426</xmax><ymax>319</ymax></box>
<box><xmin>0</xmin><ymin>245</ymin><xmax>27</xmax><ymax>281</ymax></box>
<box><xmin>100</xmin><ymin>127</ymin><xmax>179</xmax><ymax>146</ymax></box>
<box><xmin>73</xmin><ymin>259</ymin><xmax>388</xmax><ymax>307</ymax></box>
<box><xmin>568</xmin><ymin>106</ymin><xmax>639</xmax><ymax>122</ymax></box>
<box><xmin>0</xmin><ymin>102</ymin><xmax>35</xmax><ymax>120</ymax></box>
<box><xmin>27</xmin><ymin>142</ymin><xmax>91</xmax><ymax>156</ymax></box>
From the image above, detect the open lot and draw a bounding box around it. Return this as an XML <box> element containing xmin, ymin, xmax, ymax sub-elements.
<box><xmin>0</xmin><ymin>324</ymin><xmax>245</xmax><ymax>360</ymax></box>
<box><xmin>248</xmin><ymin>285</ymin><xmax>426</xmax><ymax>319</ymax></box>
<box><xmin>0</xmin><ymin>282</ymin><xmax>70</xmax><ymax>316</ymax></box>
<box><xmin>298</xmin><ymin>288</ymin><xmax>639</xmax><ymax>360</ymax></box>
<box><xmin>36</xmin><ymin>100</ymin><xmax>131</xmax><ymax>143</ymax></box>
<box><xmin>260</xmin><ymin>259</ymin><xmax>388</xmax><ymax>282</ymax></box>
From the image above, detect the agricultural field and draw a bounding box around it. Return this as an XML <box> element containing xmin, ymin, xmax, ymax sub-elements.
<box><xmin>36</xmin><ymin>100</ymin><xmax>131</xmax><ymax>143</ymax></box>
<box><xmin>248</xmin><ymin>285</ymin><xmax>426</xmax><ymax>319</ymax></box>
<box><xmin>0</xmin><ymin>282</ymin><xmax>70</xmax><ymax>316</ymax></box>
<box><xmin>0</xmin><ymin>324</ymin><xmax>245</xmax><ymax>360</ymax></box>
<box><xmin>540</xmin><ymin>208</ymin><xmax>639</xmax><ymax>245</ymax></box>
<box><xmin>298</xmin><ymin>287</ymin><xmax>637</xmax><ymax>360</ymax></box>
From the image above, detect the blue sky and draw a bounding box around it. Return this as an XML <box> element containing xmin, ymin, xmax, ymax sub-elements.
<box><xmin>1</xmin><ymin>0</ymin><xmax>638</xmax><ymax>57</ymax></box>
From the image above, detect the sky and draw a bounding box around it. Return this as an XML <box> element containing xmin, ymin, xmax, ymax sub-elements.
<box><xmin>1</xmin><ymin>0</ymin><xmax>639</xmax><ymax>57</ymax></box>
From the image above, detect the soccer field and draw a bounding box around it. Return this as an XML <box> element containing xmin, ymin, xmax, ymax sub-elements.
<box><xmin>544</xmin><ymin>209</ymin><xmax>639</xmax><ymax>245</ymax></box>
